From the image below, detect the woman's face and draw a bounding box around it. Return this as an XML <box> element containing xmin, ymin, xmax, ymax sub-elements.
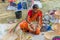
<box><xmin>33</xmin><ymin>8</ymin><xmax>38</xmax><ymax>13</ymax></box>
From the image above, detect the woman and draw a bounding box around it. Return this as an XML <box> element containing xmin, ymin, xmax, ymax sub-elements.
<box><xmin>20</xmin><ymin>4</ymin><xmax>43</xmax><ymax>35</ymax></box>
<box><xmin>9</xmin><ymin>0</ymin><xmax>16</xmax><ymax>6</ymax></box>
<box><xmin>2</xmin><ymin>0</ymin><xmax>5</xmax><ymax>2</ymax></box>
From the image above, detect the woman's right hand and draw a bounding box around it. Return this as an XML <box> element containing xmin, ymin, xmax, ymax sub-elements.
<box><xmin>30</xmin><ymin>24</ymin><xmax>34</xmax><ymax>29</ymax></box>
<box><xmin>29</xmin><ymin>23</ymin><xmax>35</xmax><ymax>31</ymax></box>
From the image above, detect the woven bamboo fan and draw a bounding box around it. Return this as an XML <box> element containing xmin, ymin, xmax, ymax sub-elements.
<box><xmin>44</xmin><ymin>23</ymin><xmax>60</xmax><ymax>40</ymax></box>
<box><xmin>44</xmin><ymin>32</ymin><xmax>60</xmax><ymax>40</ymax></box>
<box><xmin>54</xmin><ymin>10</ymin><xmax>60</xmax><ymax>19</ymax></box>
<box><xmin>52</xmin><ymin>23</ymin><xmax>60</xmax><ymax>35</ymax></box>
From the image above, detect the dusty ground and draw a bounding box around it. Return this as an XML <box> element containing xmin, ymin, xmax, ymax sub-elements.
<box><xmin>0</xmin><ymin>0</ymin><xmax>60</xmax><ymax>23</ymax></box>
<box><xmin>0</xmin><ymin>0</ymin><xmax>60</xmax><ymax>40</ymax></box>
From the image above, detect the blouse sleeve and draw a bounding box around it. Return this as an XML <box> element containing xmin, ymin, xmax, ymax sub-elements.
<box><xmin>28</xmin><ymin>10</ymin><xmax>32</xmax><ymax>17</ymax></box>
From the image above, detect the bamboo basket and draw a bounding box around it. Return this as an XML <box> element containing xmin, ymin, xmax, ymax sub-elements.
<box><xmin>44</xmin><ymin>32</ymin><xmax>60</xmax><ymax>40</ymax></box>
<box><xmin>44</xmin><ymin>23</ymin><xmax>60</xmax><ymax>40</ymax></box>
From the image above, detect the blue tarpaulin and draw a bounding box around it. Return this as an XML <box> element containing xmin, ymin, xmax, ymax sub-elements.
<box><xmin>22</xmin><ymin>2</ymin><xmax>27</xmax><ymax>9</ymax></box>
<box><xmin>17</xmin><ymin>2</ymin><xmax>22</xmax><ymax>10</ymax></box>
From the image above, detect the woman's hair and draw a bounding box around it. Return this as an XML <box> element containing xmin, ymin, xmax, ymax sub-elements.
<box><xmin>32</xmin><ymin>4</ymin><xmax>39</xmax><ymax>9</ymax></box>
<box><xmin>48</xmin><ymin>10</ymin><xmax>56</xmax><ymax>15</ymax></box>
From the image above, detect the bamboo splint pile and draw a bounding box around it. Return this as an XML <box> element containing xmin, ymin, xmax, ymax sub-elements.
<box><xmin>0</xmin><ymin>11</ymin><xmax>15</xmax><ymax>19</ymax></box>
<box><xmin>1</xmin><ymin>23</ymin><xmax>32</xmax><ymax>40</ymax></box>
<box><xmin>0</xmin><ymin>2</ymin><xmax>15</xmax><ymax>19</ymax></box>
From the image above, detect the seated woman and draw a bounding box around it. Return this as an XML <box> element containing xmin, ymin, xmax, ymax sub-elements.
<box><xmin>20</xmin><ymin>4</ymin><xmax>43</xmax><ymax>35</ymax></box>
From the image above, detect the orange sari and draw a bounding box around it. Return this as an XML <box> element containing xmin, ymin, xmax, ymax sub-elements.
<box><xmin>20</xmin><ymin>10</ymin><xmax>42</xmax><ymax>35</ymax></box>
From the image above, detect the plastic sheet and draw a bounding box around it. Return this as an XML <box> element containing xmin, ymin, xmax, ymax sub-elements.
<box><xmin>7</xmin><ymin>6</ymin><xmax>16</xmax><ymax>10</ymax></box>
<box><xmin>17</xmin><ymin>2</ymin><xmax>22</xmax><ymax>10</ymax></box>
<box><xmin>22</xmin><ymin>2</ymin><xmax>27</xmax><ymax>9</ymax></box>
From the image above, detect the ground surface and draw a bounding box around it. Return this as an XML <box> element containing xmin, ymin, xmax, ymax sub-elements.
<box><xmin>0</xmin><ymin>0</ymin><xmax>60</xmax><ymax>23</ymax></box>
<box><xmin>0</xmin><ymin>0</ymin><xmax>60</xmax><ymax>40</ymax></box>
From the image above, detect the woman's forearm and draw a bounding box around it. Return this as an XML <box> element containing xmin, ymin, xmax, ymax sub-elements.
<box><xmin>39</xmin><ymin>17</ymin><xmax>43</xmax><ymax>27</ymax></box>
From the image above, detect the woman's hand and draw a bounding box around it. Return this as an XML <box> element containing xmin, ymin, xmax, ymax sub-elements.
<box><xmin>30</xmin><ymin>24</ymin><xmax>34</xmax><ymax>30</ymax></box>
<box><xmin>28</xmin><ymin>23</ymin><xmax>35</xmax><ymax>31</ymax></box>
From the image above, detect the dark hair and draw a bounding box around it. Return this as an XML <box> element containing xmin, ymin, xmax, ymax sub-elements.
<box><xmin>48</xmin><ymin>10</ymin><xmax>56</xmax><ymax>15</ymax></box>
<box><xmin>33</xmin><ymin>4</ymin><xmax>39</xmax><ymax>9</ymax></box>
